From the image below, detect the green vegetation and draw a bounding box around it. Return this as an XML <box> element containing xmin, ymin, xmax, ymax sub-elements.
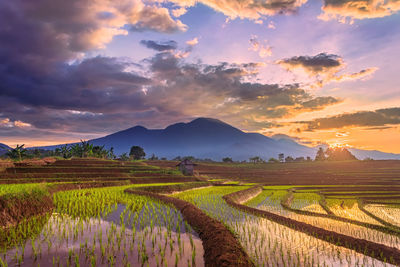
<box><xmin>173</xmin><ymin>186</ymin><xmax>387</xmax><ymax>266</ymax></box>
<box><xmin>1</xmin><ymin>159</ymin><xmax>400</xmax><ymax>266</ymax></box>
<box><xmin>1</xmin><ymin>185</ymin><xmax>204</xmax><ymax>266</ymax></box>
<box><xmin>129</xmin><ymin>146</ymin><xmax>146</xmax><ymax>160</ymax></box>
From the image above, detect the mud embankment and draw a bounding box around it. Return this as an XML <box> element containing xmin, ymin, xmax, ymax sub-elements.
<box><xmin>225</xmin><ymin>185</ymin><xmax>262</xmax><ymax>204</ymax></box>
<box><xmin>0</xmin><ymin>190</ymin><xmax>53</xmax><ymax>228</ymax></box>
<box><xmin>224</xmin><ymin>186</ymin><xmax>400</xmax><ymax>266</ymax></box>
<box><xmin>0</xmin><ymin>181</ymin><xmax>129</xmax><ymax>229</ymax></box>
<box><xmin>135</xmin><ymin>182</ymin><xmax>210</xmax><ymax>194</ymax></box>
<box><xmin>125</xmin><ymin>188</ymin><xmax>254</xmax><ymax>267</ymax></box>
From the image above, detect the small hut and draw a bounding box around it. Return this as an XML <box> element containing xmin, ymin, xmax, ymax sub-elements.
<box><xmin>176</xmin><ymin>159</ymin><xmax>197</xmax><ymax>176</ymax></box>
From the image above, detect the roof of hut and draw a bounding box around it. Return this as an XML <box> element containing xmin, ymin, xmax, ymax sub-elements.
<box><xmin>176</xmin><ymin>159</ymin><xmax>197</xmax><ymax>166</ymax></box>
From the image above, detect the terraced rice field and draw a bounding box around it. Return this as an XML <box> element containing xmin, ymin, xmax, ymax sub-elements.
<box><xmin>1</xmin><ymin>159</ymin><xmax>400</xmax><ymax>266</ymax></box>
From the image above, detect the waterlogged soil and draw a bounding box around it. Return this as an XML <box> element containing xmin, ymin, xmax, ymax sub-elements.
<box><xmin>3</xmin><ymin>204</ymin><xmax>204</xmax><ymax>267</ymax></box>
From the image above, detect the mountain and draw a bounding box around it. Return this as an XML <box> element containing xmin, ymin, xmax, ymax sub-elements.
<box><xmin>36</xmin><ymin>118</ymin><xmax>400</xmax><ymax>161</ymax></box>
<box><xmin>83</xmin><ymin>118</ymin><xmax>315</xmax><ymax>160</ymax></box>
<box><xmin>0</xmin><ymin>143</ymin><xmax>11</xmax><ymax>155</ymax></box>
<box><xmin>348</xmin><ymin>148</ymin><xmax>400</xmax><ymax>160</ymax></box>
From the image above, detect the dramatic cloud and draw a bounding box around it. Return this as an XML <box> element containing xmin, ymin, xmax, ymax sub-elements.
<box><xmin>140</xmin><ymin>40</ymin><xmax>178</xmax><ymax>51</ymax></box>
<box><xmin>298</xmin><ymin>107</ymin><xmax>400</xmax><ymax>131</ymax></box>
<box><xmin>249</xmin><ymin>35</ymin><xmax>272</xmax><ymax>57</ymax></box>
<box><xmin>0</xmin><ymin>0</ymin><xmax>186</xmax><ymax>61</ymax></box>
<box><xmin>319</xmin><ymin>0</ymin><xmax>400</xmax><ymax>23</ymax></box>
<box><xmin>0</xmin><ymin>39</ymin><xmax>341</xmax><ymax>138</ymax></box>
<box><xmin>164</xmin><ymin>0</ymin><xmax>308</xmax><ymax>20</ymax></box>
<box><xmin>277</xmin><ymin>53</ymin><xmax>377</xmax><ymax>87</ymax></box>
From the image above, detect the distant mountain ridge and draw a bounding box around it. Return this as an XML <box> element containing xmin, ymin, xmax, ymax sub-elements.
<box><xmin>36</xmin><ymin>118</ymin><xmax>400</xmax><ymax>160</ymax></box>
<box><xmin>0</xmin><ymin>143</ymin><xmax>11</xmax><ymax>155</ymax></box>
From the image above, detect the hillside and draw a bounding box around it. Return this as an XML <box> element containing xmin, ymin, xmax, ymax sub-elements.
<box><xmin>36</xmin><ymin>118</ymin><xmax>400</xmax><ymax>161</ymax></box>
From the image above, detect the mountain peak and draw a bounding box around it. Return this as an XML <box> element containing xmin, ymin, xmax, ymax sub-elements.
<box><xmin>189</xmin><ymin>117</ymin><xmax>226</xmax><ymax>125</ymax></box>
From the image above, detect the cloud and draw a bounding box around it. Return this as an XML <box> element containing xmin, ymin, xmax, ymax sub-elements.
<box><xmin>172</xmin><ymin>7</ymin><xmax>188</xmax><ymax>17</ymax></box>
<box><xmin>140</xmin><ymin>40</ymin><xmax>178</xmax><ymax>51</ymax></box>
<box><xmin>298</xmin><ymin>107</ymin><xmax>400</xmax><ymax>131</ymax></box>
<box><xmin>0</xmin><ymin>118</ymin><xmax>31</xmax><ymax>128</ymax></box>
<box><xmin>249</xmin><ymin>35</ymin><xmax>272</xmax><ymax>58</ymax></box>
<box><xmin>277</xmin><ymin>53</ymin><xmax>343</xmax><ymax>75</ymax></box>
<box><xmin>276</xmin><ymin>53</ymin><xmax>377</xmax><ymax>87</ymax></box>
<box><xmin>165</xmin><ymin>0</ymin><xmax>308</xmax><ymax>20</ymax></box>
<box><xmin>128</xmin><ymin>5</ymin><xmax>187</xmax><ymax>33</ymax></box>
<box><xmin>186</xmin><ymin>37</ymin><xmax>199</xmax><ymax>46</ymax></box>
<box><xmin>0</xmin><ymin>43</ymin><xmax>341</xmax><ymax>139</ymax></box>
<box><xmin>319</xmin><ymin>0</ymin><xmax>400</xmax><ymax>23</ymax></box>
<box><xmin>0</xmin><ymin>0</ymin><xmax>186</xmax><ymax>63</ymax></box>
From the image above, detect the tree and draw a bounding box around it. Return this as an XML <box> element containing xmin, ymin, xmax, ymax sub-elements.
<box><xmin>268</xmin><ymin>157</ymin><xmax>279</xmax><ymax>163</ymax></box>
<box><xmin>149</xmin><ymin>154</ymin><xmax>158</xmax><ymax>160</ymax></box>
<box><xmin>107</xmin><ymin>147</ymin><xmax>116</xmax><ymax>160</ymax></box>
<box><xmin>33</xmin><ymin>149</ymin><xmax>41</xmax><ymax>158</ymax></box>
<box><xmin>183</xmin><ymin>156</ymin><xmax>195</xmax><ymax>161</ymax></box>
<box><xmin>6</xmin><ymin>144</ymin><xmax>28</xmax><ymax>161</ymax></box>
<box><xmin>325</xmin><ymin>147</ymin><xmax>357</xmax><ymax>161</ymax></box>
<box><xmin>222</xmin><ymin>157</ymin><xmax>233</xmax><ymax>163</ymax></box>
<box><xmin>129</xmin><ymin>146</ymin><xmax>145</xmax><ymax>160</ymax></box>
<box><xmin>249</xmin><ymin>156</ymin><xmax>264</xmax><ymax>164</ymax></box>
<box><xmin>294</xmin><ymin>157</ymin><xmax>305</xmax><ymax>162</ymax></box>
<box><xmin>60</xmin><ymin>145</ymin><xmax>71</xmax><ymax>159</ymax></box>
<box><xmin>285</xmin><ymin>156</ymin><xmax>294</xmax><ymax>163</ymax></box>
<box><xmin>80</xmin><ymin>140</ymin><xmax>93</xmax><ymax>158</ymax></box>
<box><xmin>278</xmin><ymin>153</ymin><xmax>284</xmax><ymax>163</ymax></box>
<box><xmin>120</xmin><ymin>153</ymin><xmax>129</xmax><ymax>161</ymax></box>
<box><xmin>315</xmin><ymin>147</ymin><xmax>326</xmax><ymax>161</ymax></box>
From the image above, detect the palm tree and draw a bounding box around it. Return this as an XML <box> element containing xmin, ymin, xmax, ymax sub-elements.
<box><xmin>60</xmin><ymin>145</ymin><xmax>70</xmax><ymax>159</ymax></box>
<box><xmin>6</xmin><ymin>144</ymin><xmax>28</xmax><ymax>161</ymax></box>
<box><xmin>80</xmin><ymin>140</ymin><xmax>93</xmax><ymax>158</ymax></box>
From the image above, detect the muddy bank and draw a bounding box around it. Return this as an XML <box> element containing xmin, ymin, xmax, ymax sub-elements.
<box><xmin>48</xmin><ymin>180</ymin><xmax>130</xmax><ymax>193</ymax></box>
<box><xmin>0</xmin><ymin>181</ymin><xmax>129</xmax><ymax>230</ymax></box>
<box><xmin>130</xmin><ymin>177</ymin><xmax>199</xmax><ymax>184</ymax></box>
<box><xmin>125</xmin><ymin>189</ymin><xmax>254</xmax><ymax>267</ymax></box>
<box><xmin>0</xmin><ymin>191</ymin><xmax>53</xmax><ymax>228</ymax></box>
<box><xmin>224</xmin><ymin>186</ymin><xmax>400</xmax><ymax>266</ymax></box>
<box><xmin>225</xmin><ymin>185</ymin><xmax>262</xmax><ymax>204</ymax></box>
<box><xmin>133</xmin><ymin>182</ymin><xmax>210</xmax><ymax>194</ymax></box>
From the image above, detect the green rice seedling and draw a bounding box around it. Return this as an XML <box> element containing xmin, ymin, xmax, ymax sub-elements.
<box><xmin>174</xmin><ymin>186</ymin><xmax>394</xmax><ymax>267</ymax></box>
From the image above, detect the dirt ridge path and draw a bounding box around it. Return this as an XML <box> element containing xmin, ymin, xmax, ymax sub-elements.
<box><xmin>224</xmin><ymin>186</ymin><xmax>400</xmax><ymax>266</ymax></box>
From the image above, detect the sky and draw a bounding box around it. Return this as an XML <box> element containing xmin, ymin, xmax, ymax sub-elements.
<box><xmin>0</xmin><ymin>0</ymin><xmax>400</xmax><ymax>153</ymax></box>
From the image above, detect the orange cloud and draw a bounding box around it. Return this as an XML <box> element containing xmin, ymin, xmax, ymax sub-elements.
<box><xmin>164</xmin><ymin>0</ymin><xmax>308</xmax><ymax>20</ymax></box>
<box><xmin>319</xmin><ymin>0</ymin><xmax>400</xmax><ymax>23</ymax></box>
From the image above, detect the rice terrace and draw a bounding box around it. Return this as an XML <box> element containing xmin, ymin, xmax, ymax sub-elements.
<box><xmin>1</xmin><ymin>0</ymin><xmax>400</xmax><ymax>266</ymax></box>
<box><xmin>1</xmin><ymin>152</ymin><xmax>400</xmax><ymax>267</ymax></box>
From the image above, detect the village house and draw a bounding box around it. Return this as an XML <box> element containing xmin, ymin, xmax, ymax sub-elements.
<box><xmin>176</xmin><ymin>159</ymin><xmax>197</xmax><ymax>176</ymax></box>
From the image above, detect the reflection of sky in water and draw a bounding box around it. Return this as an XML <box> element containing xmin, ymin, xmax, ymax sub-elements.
<box><xmin>249</xmin><ymin>190</ymin><xmax>400</xmax><ymax>249</ymax></box>
<box><xmin>104</xmin><ymin>203</ymin><xmax>194</xmax><ymax>235</ymax></box>
<box><xmin>4</xmin><ymin>204</ymin><xmax>204</xmax><ymax>267</ymax></box>
<box><xmin>183</xmin><ymin>188</ymin><xmax>395</xmax><ymax>267</ymax></box>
